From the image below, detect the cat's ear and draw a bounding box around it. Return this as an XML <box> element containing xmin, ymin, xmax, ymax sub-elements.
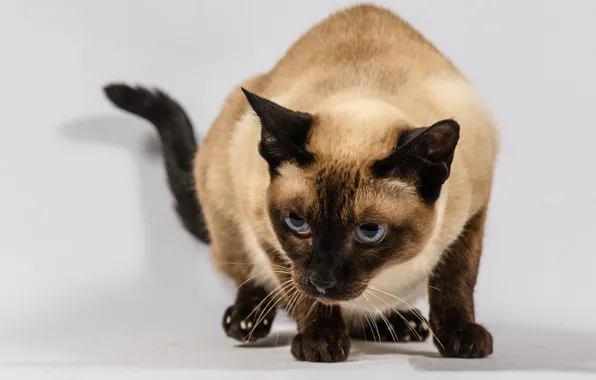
<box><xmin>373</xmin><ymin>119</ymin><xmax>460</xmax><ymax>203</ymax></box>
<box><xmin>242</xmin><ymin>88</ymin><xmax>314</xmax><ymax>173</ymax></box>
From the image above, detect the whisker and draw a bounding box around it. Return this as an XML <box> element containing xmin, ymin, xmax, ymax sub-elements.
<box><xmin>368</xmin><ymin>286</ymin><xmax>444</xmax><ymax>350</ymax></box>
<box><xmin>245</xmin><ymin>282</ymin><xmax>294</xmax><ymax>342</ymax></box>
<box><xmin>288</xmin><ymin>292</ymin><xmax>304</xmax><ymax>319</ymax></box>
<box><xmin>215</xmin><ymin>261</ymin><xmax>293</xmax><ymax>273</ymax></box>
<box><xmin>255</xmin><ymin>281</ymin><xmax>294</xmax><ymax>321</ymax></box>
<box><xmin>236</xmin><ymin>274</ymin><xmax>260</xmax><ymax>289</ymax></box>
<box><xmin>236</xmin><ymin>267</ymin><xmax>295</xmax><ymax>289</ymax></box>
<box><xmin>244</xmin><ymin>279</ymin><xmax>292</xmax><ymax>320</ymax></box>
<box><xmin>355</xmin><ymin>301</ymin><xmax>381</xmax><ymax>343</ymax></box>
<box><xmin>348</xmin><ymin>302</ymin><xmax>369</xmax><ymax>341</ymax></box>
<box><xmin>363</xmin><ymin>293</ymin><xmax>398</xmax><ymax>343</ymax></box>
<box><xmin>284</xmin><ymin>289</ymin><xmax>300</xmax><ymax>319</ymax></box>
<box><xmin>359</xmin><ymin>312</ymin><xmax>368</xmax><ymax>341</ymax></box>
<box><xmin>236</xmin><ymin>270</ymin><xmax>293</xmax><ymax>291</ymax></box>
<box><xmin>258</xmin><ymin>281</ymin><xmax>297</xmax><ymax>323</ymax></box>
<box><xmin>365</xmin><ymin>290</ymin><xmax>421</xmax><ymax>341</ymax></box>
<box><xmin>367</xmin><ymin>309</ymin><xmax>382</xmax><ymax>343</ymax></box>
<box><xmin>254</xmin><ymin>286</ymin><xmax>293</xmax><ymax>328</ymax></box>
<box><xmin>306</xmin><ymin>299</ymin><xmax>319</xmax><ymax>318</ymax></box>
<box><xmin>352</xmin><ymin>301</ymin><xmax>375</xmax><ymax>343</ymax></box>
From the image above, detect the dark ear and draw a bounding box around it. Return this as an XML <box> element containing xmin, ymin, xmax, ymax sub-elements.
<box><xmin>372</xmin><ymin>119</ymin><xmax>460</xmax><ymax>203</ymax></box>
<box><xmin>241</xmin><ymin>88</ymin><xmax>314</xmax><ymax>174</ymax></box>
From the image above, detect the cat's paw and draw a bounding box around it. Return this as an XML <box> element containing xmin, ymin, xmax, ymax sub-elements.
<box><xmin>222</xmin><ymin>301</ymin><xmax>275</xmax><ymax>343</ymax></box>
<box><xmin>350</xmin><ymin>308</ymin><xmax>430</xmax><ymax>342</ymax></box>
<box><xmin>434</xmin><ymin>322</ymin><xmax>493</xmax><ymax>358</ymax></box>
<box><xmin>291</xmin><ymin>328</ymin><xmax>351</xmax><ymax>362</ymax></box>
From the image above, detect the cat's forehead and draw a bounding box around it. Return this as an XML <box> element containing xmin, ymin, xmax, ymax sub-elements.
<box><xmin>306</xmin><ymin>98</ymin><xmax>411</xmax><ymax>163</ymax></box>
<box><xmin>273</xmin><ymin>161</ymin><xmax>419</xmax><ymax>223</ymax></box>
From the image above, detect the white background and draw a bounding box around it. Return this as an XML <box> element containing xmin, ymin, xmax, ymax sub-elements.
<box><xmin>1</xmin><ymin>0</ymin><xmax>596</xmax><ymax>378</ymax></box>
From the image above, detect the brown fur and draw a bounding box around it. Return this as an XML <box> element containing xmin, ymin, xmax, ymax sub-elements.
<box><xmin>194</xmin><ymin>4</ymin><xmax>498</xmax><ymax>362</ymax></box>
<box><xmin>429</xmin><ymin>207</ymin><xmax>494</xmax><ymax>358</ymax></box>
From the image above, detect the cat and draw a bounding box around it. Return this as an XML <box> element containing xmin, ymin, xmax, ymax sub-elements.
<box><xmin>103</xmin><ymin>4</ymin><xmax>499</xmax><ymax>362</ymax></box>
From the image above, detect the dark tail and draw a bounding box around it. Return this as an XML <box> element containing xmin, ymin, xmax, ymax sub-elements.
<box><xmin>102</xmin><ymin>83</ymin><xmax>210</xmax><ymax>244</ymax></box>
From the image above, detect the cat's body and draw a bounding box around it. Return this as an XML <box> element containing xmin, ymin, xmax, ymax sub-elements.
<box><xmin>105</xmin><ymin>4</ymin><xmax>498</xmax><ymax>362</ymax></box>
<box><xmin>195</xmin><ymin>4</ymin><xmax>497</xmax><ymax>316</ymax></box>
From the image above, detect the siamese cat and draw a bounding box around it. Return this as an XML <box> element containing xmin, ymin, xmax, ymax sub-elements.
<box><xmin>104</xmin><ymin>4</ymin><xmax>498</xmax><ymax>362</ymax></box>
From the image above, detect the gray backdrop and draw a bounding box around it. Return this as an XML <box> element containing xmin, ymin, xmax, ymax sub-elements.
<box><xmin>1</xmin><ymin>0</ymin><xmax>595</xmax><ymax>378</ymax></box>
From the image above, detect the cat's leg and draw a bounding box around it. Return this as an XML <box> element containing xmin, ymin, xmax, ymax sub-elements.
<box><xmin>208</xmin><ymin>214</ymin><xmax>277</xmax><ymax>343</ymax></box>
<box><xmin>349</xmin><ymin>309</ymin><xmax>430</xmax><ymax>343</ymax></box>
<box><xmin>428</xmin><ymin>207</ymin><xmax>493</xmax><ymax>358</ymax></box>
<box><xmin>290</xmin><ymin>299</ymin><xmax>351</xmax><ymax>362</ymax></box>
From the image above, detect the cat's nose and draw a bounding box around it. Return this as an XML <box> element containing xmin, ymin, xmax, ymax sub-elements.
<box><xmin>309</xmin><ymin>274</ymin><xmax>337</xmax><ymax>295</ymax></box>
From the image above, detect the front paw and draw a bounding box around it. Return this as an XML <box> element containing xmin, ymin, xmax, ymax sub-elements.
<box><xmin>434</xmin><ymin>322</ymin><xmax>493</xmax><ymax>358</ymax></box>
<box><xmin>222</xmin><ymin>300</ymin><xmax>276</xmax><ymax>343</ymax></box>
<box><xmin>291</xmin><ymin>329</ymin><xmax>351</xmax><ymax>362</ymax></box>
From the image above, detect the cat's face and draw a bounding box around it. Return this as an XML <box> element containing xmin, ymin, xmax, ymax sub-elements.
<box><xmin>243</xmin><ymin>89</ymin><xmax>459</xmax><ymax>302</ymax></box>
<box><xmin>267</xmin><ymin>163</ymin><xmax>437</xmax><ymax>301</ymax></box>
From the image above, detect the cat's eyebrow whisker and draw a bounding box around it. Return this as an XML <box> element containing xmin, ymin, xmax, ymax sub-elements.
<box><xmin>368</xmin><ymin>286</ymin><xmax>444</xmax><ymax>350</ymax></box>
<box><xmin>363</xmin><ymin>292</ymin><xmax>399</xmax><ymax>343</ymax></box>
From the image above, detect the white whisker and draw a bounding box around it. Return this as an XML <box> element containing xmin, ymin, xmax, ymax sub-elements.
<box><xmin>365</xmin><ymin>290</ymin><xmax>422</xmax><ymax>341</ymax></box>
<box><xmin>363</xmin><ymin>292</ymin><xmax>398</xmax><ymax>343</ymax></box>
<box><xmin>245</xmin><ymin>282</ymin><xmax>294</xmax><ymax>341</ymax></box>
<box><xmin>368</xmin><ymin>286</ymin><xmax>444</xmax><ymax>350</ymax></box>
<box><xmin>245</xmin><ymin>279</ymin><xmax>292</xmax><ymax>320</ymax></box>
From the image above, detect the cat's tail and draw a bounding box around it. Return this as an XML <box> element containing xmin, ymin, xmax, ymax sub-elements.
<box><xmin>102</xmin><ymin>83</ymin><xmax>210</xmax><ymax>244</ymax></box>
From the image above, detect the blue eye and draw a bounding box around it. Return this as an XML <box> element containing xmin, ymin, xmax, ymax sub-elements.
<box><xmin>284</xmin><ymin>212</ymin><xmax>311</xmax><ymax>235</ymax></box>
<box><xmin>355</xmin><ymin>224</ymin><xmax>387</xmax><ymax>244</ymax></box>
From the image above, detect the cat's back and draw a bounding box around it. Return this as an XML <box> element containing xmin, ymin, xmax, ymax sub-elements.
<box><xmin>263</xmin><ymin>4</ymin><xmax>456</xmax><ymax>95</ymax></box>
<box><xmin>199</xmin><ymin>4</ymin><xmax>498</xmax><ymax>232</ymax></box>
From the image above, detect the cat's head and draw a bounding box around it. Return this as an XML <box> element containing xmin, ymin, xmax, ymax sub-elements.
<box><xmin>243</xmin><ymin>89</ymin><xmax>459</xmax><ymax>302</ymax></box>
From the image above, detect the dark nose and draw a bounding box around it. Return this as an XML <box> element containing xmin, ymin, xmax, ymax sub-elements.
<box><xmin>309</xmin><ymin>274</ymin><xmax>337</xmax><ymax>295</ymax></box>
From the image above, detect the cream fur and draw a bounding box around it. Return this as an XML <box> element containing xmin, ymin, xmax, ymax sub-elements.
<box><xmin>193</xmin><ymin>4</ymin><xmax>498</xmax><ymax>321</ymax></box>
